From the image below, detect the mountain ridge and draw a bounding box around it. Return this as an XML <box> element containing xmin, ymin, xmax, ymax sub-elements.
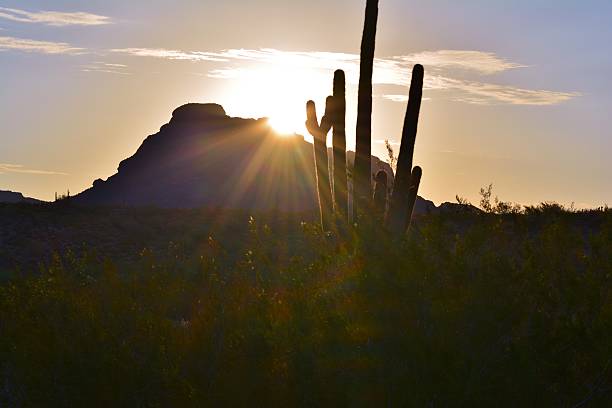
<box><xmin>75</xmin><ymin>103</ymin><xmax>438</xmax><ymax>214</ymax></box>
<box><xmin>0</xmin><ymin>190</ymin><xmax>42</xmax><ymax>204</ymax></box>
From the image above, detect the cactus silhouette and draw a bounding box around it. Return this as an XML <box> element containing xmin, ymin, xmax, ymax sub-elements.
<box><xmin>304</xmin><ymin>0</ymin><xmax>425</xmax><ymax>235</ymax></box>
<box><xmin>332</xmin><ymin>70</ymin><xmax>348</xmax><ymax>220</ymax></box>
<box><xmin>373</xmin><ymin>170</ymin><xmax>388</xmax><ymax>218</ymax></box>
<box><xmin>404</xmin><ymin>166</ymin><xmax>422</xmax><ymax>230</ymax></box>
<box><xmin>386</xmin><ymin>64</ymin><xmax>424</xmax><ymax>235</ymax></box>
<box><xmin>306</xmin><ymin>98</ymin><xmax>333</xmax><ymax>231</ymax></box>
<box><xmin>353</xmin><ymin>0</ymin><xmax>379</xmax><ymax>217</ymax></box>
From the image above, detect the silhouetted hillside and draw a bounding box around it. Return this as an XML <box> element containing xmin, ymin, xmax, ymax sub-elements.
<box><xmin>0</xmin><ymin>190</ymin><xmax>41</xmax><ymax>204</ymax></box>
<box><xmin>75</xmin><ymin>103</ymin><xmax>433</xmax><ymax>212</ymax></box>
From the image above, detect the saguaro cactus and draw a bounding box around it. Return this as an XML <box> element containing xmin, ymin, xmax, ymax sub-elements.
<box><xmin>386</xmin><ymin>64</ymin><xmax>424</xmax><ymax>235</ymax></box>
<box><xmin>373</xmin><ymin>170</ymin><xmax>388</xmax><ymax>218</ymax></box>
<box><xmin>305</xmin><ymin>1</ymin><xmax>425</xmax><ymax>235</ymax></box>
<box><xmin>306</xmin><ymin>98</ymin><xmax>333</xmax><ymax>231</ymax></box>
<box><xmin>353</xmin><ymin>0</ymin><xmax>379</xmax><ymax>217</ymax></box>
<box><xmin>332</xmin><ymin>70</ymin><xmax>348</xmax><ymax>220</ymax></box>
<box><xmin>405</xmin><ymin>166</ymin><xmax>422</xmax><ymax>230</ymax></box>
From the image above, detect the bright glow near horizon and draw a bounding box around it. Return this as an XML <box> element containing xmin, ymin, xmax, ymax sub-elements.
<box><xmin>268</xmin><ymin>115</ymin><xmax>301</xmax><ymax>136</ymax></box>
<box><xmin>217</xmin><ymin>64</ymin><xmax>330</xmax><ymax>139</ymax></box>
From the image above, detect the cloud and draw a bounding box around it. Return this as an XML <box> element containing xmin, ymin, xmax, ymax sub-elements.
<box><xmin>0</xmin><ymin>35</ymin><xmax>83</xmax><ymax>54</ymax></box>
<box><xmin>439</xmin><ymin>78</ymin><xmax>578</xmax><ymax>105</ymax></box>
<box><xmin>395</xmin><ymin>50</ymin><xmax>525</xmax><ymax>75</ymax></box>
<box><xmin>111</xmin><ymin>48</ymin><xmax>228</xmax><ymax>62</ymax></box>
<box><xmin>81</xmin><ymin>61</ymin><xmax>131</xmax><ymax>75</ymax></box>
<box><xmin>102</xmin><ymin>63</ymin><xmax>127</xmax><ymax>68</ymax></box>
<box><xmin>384</xmin><ymin>76</ymin><xmax>578</xmax><ymax>106</ymax></box>
<box><xmin>111</xmin><ymin>47</ymin><xmax>518</xmax><ymax>78</ymax></box>
<box><xmin>111</xmin><ymin>47</ymin><xmax>579</xmax><ymax>106</ymax></box>
<box><xmin>0</xmin><ymin>163</ymin><xmax>67</xmax><ymax>176</ymax></box>
<box><xmin>0</xmin><ymin>7</ymin><xmax>111</xmax><ymax>26</ymax></box>
<box><xmin>374</xmin><ymin>139</ymin><xmax>400</xmax><ymax>146</ymax></box>
<box><xmin>382</xmin><ymin>95</ymin><xmax>409</xmax><ymax>102</ymax></box>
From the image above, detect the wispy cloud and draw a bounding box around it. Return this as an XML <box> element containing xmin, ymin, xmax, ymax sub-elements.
<box><xmin>0</xmin><ymin>163</ymin><xmax>67</xmax><ymax>176</ymax></box>
<box><xmin>111</xmin><ymin>48</ymin><xmax>228</xmax><ymax>62</ymax></box>
<box><xmin>384</xmin><ymin>77</ymin><xmax>578</xmax><ymax>106</ymax></box>
<box><xmin>382</xmin><ymin>95</ymin><xmax>433</xmax><ymax>103</ymax></box>
<box><xmin>0</xmin><ymin>35</ymin><xmax>83</xmax><ymax>54</ymax></box>
<box><xmin>111</xmin><ymin>47</ymin><xmax>579</xmax><ymax>106</ymax></box>
<box><xmin>438</xmin><ymin>78</ymin><xmax>578</xmax><ymax>105</ymax></box>
<box><xmin>382</xmin><ymin>95</ymin><xmax>410</xmax><ymax>102</ymax></box>
<box><xmin>0</xmin><ymin>7</ymin><xmax>111</xmax><ymax>26</ymax></box>
<box><xmin>81</xmin><ymin>61</ymin><xmax>131</xmax><ymax>75</ymax></box>
<box><xmin>111</xmin><ymin>47</ymin><xmax>520</xmax><ymax>78</ymax></box>
<box><xmin>374</xmin><ymin>139</ymin><xmax>400</xmax><ymax>146</ymax></box>
<box><xmin>395</xmin><ymin>50</ymin><xmax>525</xmax><ymax>75</ymax></box>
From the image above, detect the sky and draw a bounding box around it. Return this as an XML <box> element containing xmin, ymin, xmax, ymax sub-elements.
<box><xmin>0</xmin><ymin>0</ymin><xmax>611</xmax><ymax>207</ymax></box>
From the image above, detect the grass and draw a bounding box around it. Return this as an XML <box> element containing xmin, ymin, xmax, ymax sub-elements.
<box><xmin>0</xmin><ymin>204</ymin><xmax>611</xmax><ymax>406</ymax></box>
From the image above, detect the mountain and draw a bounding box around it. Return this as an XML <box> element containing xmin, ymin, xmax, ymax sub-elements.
<box><xmin>0</xmin><ymin>190</ymin><xmax>42</xmax><ymax>204</ymax></box>
<box><xmin>437</xmin><ymin>201</ymin><xmax>482</xmax><ymax>214</ymax></box>
<box><xmin>76</xmin><ymin>103</ymin><xmax>434</xmax><ymax>213</ymax></box>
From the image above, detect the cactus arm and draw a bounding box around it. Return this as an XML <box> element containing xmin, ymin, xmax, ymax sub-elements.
<box><xmin>320</xmin><ymin>96</ymin><xmax>334</xmax><ymax>135</ymax></box>
<box><xmin>386</xmin><ymin>64</ymin><xmax>424</xmax><ymax>235</ymax></box>
<box><xmin>306</xmin><ymin>100</ymin><xmax>321</xmax><ymax>136</ymax></box>
<box><xmin>332</xmin><ymin>70</ymin><xmax>348</xmax><ymax>220</ymax></box>
<box><xmin>404</xmin><ymin>166</ymin><xmax>422</xmax><ymax>231</ymax></box>
<box><xmin>306</xmin><ymin>99</ymin><xmax>333</xmax><ymax>231</ymax></box>
<box><xmin>353</xmin><ymin>0</ymin><xmax>379</xmax><ymax>218</ymax></box>
<box><xmin>373</xmin><ymin>170</ymin><xmax>388</xmax><ymax>219</ymax></box>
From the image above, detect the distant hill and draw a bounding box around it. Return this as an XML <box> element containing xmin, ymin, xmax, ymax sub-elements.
<box><xmin>75</xmin><ymin>103</ymin><xmax>435</xmax><ymax>213</ymax></box>
<box><xmin>0</xmin><ymin>190</ymin><xmax>41</xmax><ymax>204</ymax></box>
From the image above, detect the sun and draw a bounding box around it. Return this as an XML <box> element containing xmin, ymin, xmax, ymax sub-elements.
<box><xmin>215</xmin><ymin>63</ymin><xmax>330</xmax><ymax>140</ymax></box>
<box><xmin>268</xmin><ymin>112</ymin><xmax>303</xmax><ymax>136</ymax></box>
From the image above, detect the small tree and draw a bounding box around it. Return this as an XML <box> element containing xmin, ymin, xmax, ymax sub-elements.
<box><xmin>479</xmin><ymin>184</ymin><xmax>522</xmax><ymax>214</ymax></box>
<box><xmin>455</xmin><ymin>195</ymin><xmax>471</xmax><ymax>206</ymax></box>
<box><xmin>479</xmin><ymin>184</ymin><xmax>493</xmax><ymax>213</ymax></box>
<box><xmin>384</xmin><ymin>139</ymin><xmax>397</xmax><ymax>173</ymax></box>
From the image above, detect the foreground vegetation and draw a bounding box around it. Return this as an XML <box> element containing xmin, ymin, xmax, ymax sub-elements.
<box><xmin>0</xmin><ymin>203</ymin><xmax>611</xmax><ymax>406</ymax></box>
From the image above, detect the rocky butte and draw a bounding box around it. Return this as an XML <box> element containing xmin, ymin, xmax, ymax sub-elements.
<box><xmin>75</xmin><ymin>103</ymin><xmax>436</xmax><ymax>213</ymax></box>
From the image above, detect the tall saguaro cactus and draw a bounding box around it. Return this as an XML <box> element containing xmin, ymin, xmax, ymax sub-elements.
<box><xmin>353</xmin><ymin>0</ymin><xmax>379</xmax><ymax>217</ymax></box>
<box><xmin>306</xmin><ymin>98</ymin><xmax>333</xmax><ymax>231</ymax></box>
<box><xmin>386</xmin><ymin>64</ymin><xmax>424</xmax><ymax>235</ymax></box>
<box><xmin>332</xmin><ymin>70</ymin><xmax>348</xmax><ymax>220</ymax></box>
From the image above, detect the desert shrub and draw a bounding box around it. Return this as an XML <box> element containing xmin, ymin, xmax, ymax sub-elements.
<box><xmin>1</xmin><ymin>208</ymin><xmax>611</xmax><ymax>406</ymax></box>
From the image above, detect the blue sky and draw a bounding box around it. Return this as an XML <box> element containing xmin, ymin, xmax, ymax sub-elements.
<box><xmin>1</xmin><ymin>0</ymin><xmax>611</xmax><ymax>207</ymax></box>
